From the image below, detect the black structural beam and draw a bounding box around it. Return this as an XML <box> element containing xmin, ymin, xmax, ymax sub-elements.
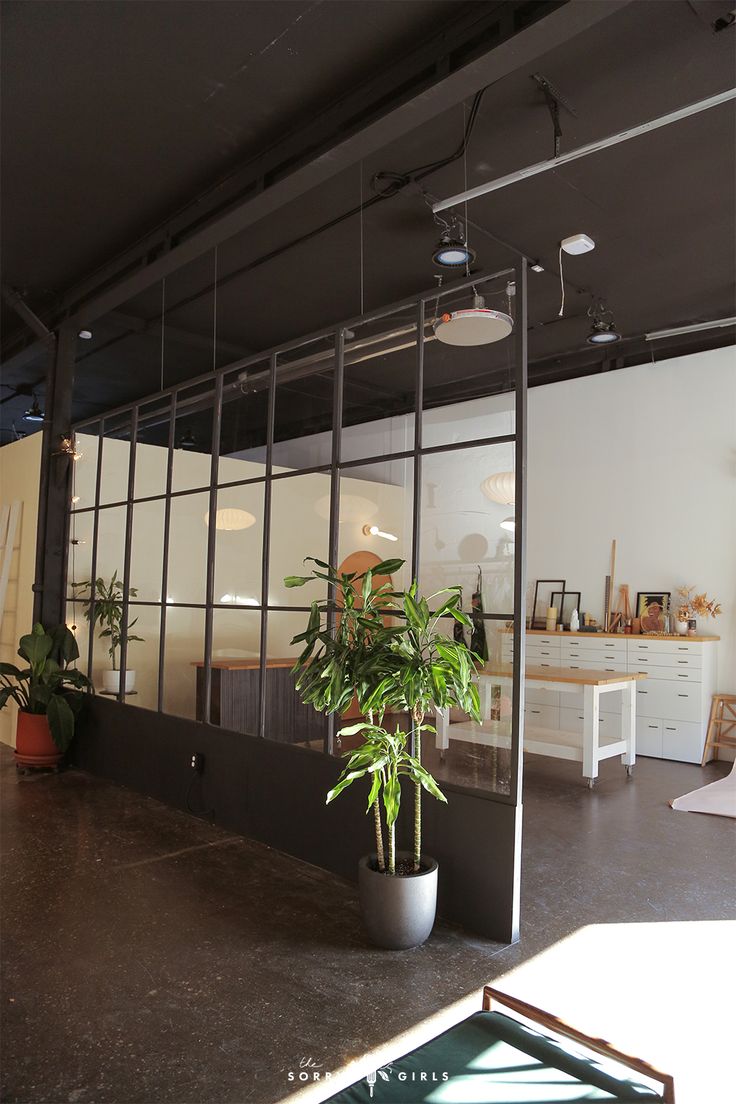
<box><xmin>68</xmin><ymin>0</ymin><xmax>629</xmax><ymax>328</ymax></box>
<box><xmin>33</xmin><ymin>323</ymin><xmax>77</xmax><ymax>627</ymax></box>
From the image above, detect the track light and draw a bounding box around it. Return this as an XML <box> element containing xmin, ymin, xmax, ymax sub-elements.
<box><xmin>432</xmin><ymin>235</ymin><xmax>475</xmax><ymax>268</ymax></box>
<box><xmin>586</xmin><ymin>302</ymin><xmax>621</xmax><ymax>345</ymax></box>
<box><xmin>23</xmin><ymin>396</ymin><xmax>44</xmax><ymax>423</ymax></box>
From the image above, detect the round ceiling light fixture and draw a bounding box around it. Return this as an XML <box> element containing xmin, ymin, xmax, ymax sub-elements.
<box><xmin>586</xmin><ymin>301</ymin><xmax>621</xmax><ymax>345</ymax></box>
<box><xmin>432</xmin><ymin>235</ymin><xmax>476</xmax><ymax>268</ymax></box>
<box><xmin>434</xmin><ymin>294</ymin><xmax>513</xmax><ymax>347</ymax></box>
<box><xmin>204</xmin><ymin>508</ymin><xmax>256</xmax><ymax>531</ymax></box>
<box><xmin>23</xmin><ymin>396</ymin><xmax>44</xmax><ymax>423</ymax></box>
<box><xmin>480</xmin><ymin>471</ymin><xmax>515</xmax><ymax>506</ymax></box>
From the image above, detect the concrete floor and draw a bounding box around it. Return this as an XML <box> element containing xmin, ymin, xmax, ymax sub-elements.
<box><xmin>1</xmin><ymin>744</ymin><xmax>734</xmax><ymax>1104</ymax></box>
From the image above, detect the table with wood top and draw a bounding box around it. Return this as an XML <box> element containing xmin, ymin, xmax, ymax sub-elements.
<box><xmin>435</xmin><ymin>665</ymin><xmax>648</xmax><ymax>787</ymax></box>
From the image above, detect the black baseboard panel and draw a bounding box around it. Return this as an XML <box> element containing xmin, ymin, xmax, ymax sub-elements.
<box><xmin>72</xmin><ymin>697</ymin><xmax>521</xmax><ymax>943</ymax></box>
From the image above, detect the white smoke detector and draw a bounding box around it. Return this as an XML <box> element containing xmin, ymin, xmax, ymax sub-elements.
<box><xmin>434</xmin><ymin>295</ymin><xmax>513</xmax><ymax>346</ymax></box>
<box><xmin>561</xmin><ymin>233</ymin><xmax>595</xmax><ymax>255</ymax></box>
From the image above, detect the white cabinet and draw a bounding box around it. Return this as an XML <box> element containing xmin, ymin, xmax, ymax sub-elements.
<box><xmin>503</xmin><ymin>630</ymin><xmax>718</xmax><ymax>764</ymax></box>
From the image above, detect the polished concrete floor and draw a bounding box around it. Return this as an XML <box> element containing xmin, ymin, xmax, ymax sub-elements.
<box><xmin>1</xmin><ymin>744</ymin><xmax>734</xmax><ymax>1104</ymax></box>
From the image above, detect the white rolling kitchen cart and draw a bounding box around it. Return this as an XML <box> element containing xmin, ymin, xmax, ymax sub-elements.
<box><xmin>435</xmin><ymin>664</ymin><xmax>647</xmax><ymax>787</ymax></box>
<box><xmin>502</xmin><ymin>630</ymin><xmax>719</xmax><ymax>764</ymax></box>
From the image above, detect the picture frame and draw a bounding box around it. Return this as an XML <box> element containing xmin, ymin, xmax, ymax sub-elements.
<box><xmin>636</xmin><ymin>591</ymin><xmax>671</xmax><ymax>634</ymax></box>
<box><xmin>551</xmin><ymin>590</ymin><xmax>581</xmax><ymax>629</ymax></box>
<box><xmin>531</xmin><ymin>579</ymin><xmax>566</xmax><ymax>629</ymax></box>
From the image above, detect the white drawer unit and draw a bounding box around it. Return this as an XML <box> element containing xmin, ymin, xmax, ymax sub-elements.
<box><xmin>520</xmin><ymin>630</ymin><xmax>718</xmax><ymax>763</ymax></box>
<box><xmin>637</xmin><ymin>718</ymin><xmax>663</xmax><ymax>758</ymax></box>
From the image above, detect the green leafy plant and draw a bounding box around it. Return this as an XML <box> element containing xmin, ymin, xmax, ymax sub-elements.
<box><xmin>71</xmin><ymin>571</ymin><xmax>143</xmax><ymax>669</ymax></box>
<box><xmin>0</xmin><ymin>623</ymin><xmax>93</xmax><ymax>751</ymax></box>
<box><xmin>286</xmin><ymin>558</ymin><xmax>482</xmax><ymax>874</ymax></box>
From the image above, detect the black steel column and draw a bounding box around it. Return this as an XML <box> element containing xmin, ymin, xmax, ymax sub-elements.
<box><xmin>33</xmin><ymin>321</ymin><xmax>77</xmax><ymax>628</ymax></box>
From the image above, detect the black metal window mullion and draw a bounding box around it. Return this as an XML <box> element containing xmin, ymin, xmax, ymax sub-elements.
<box><xmin>510</xmin><ymin>258</ymin><xmax>528</xmax><ymax>806</ymax></box>
<box><xmin>157</xmin><ymin>393</ymin><xmax>177</xmax><ymax>713</ymax></box>
<box><xmin>85</xmin><ymin>419</ymin><xmax>105</xmax><ymax>681</ymax></box>
<box><xmin>325</xmin><ymin>327</ymin><xmax>344</xmax><ymax>756</ymax></box>
<box><xmin>258</xmin><ymin>353</ymin><xmax>277</xmax><ymax>740</ymax></box>
<box><xmin>117</xmin><ymin>407</ymin><xmax>139</xmax><ymax>702</ymax></box>
<box><xmin>202</xmin><ymin>374</ymin><xmax>224</xmax><ymax>726</ymax></box>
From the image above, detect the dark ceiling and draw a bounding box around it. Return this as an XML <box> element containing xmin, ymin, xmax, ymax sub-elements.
<box><xmin>1</xmin><ymin>0</ymin><xmax>735</xmax><ymax>443</ymax></box>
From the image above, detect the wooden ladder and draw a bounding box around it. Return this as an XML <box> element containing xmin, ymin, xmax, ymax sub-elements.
<box><xmin>0</xmin><ymin>501</ymin><xmax>22</xmax><ymax>630</ymax></box>
<box><xmin>701</xmin><ymin>693</ymin><xmax>736</xmax><ymax>765</ymax></box>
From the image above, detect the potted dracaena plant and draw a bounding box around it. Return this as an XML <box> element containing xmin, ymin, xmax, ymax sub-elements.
<box><xmin>0</xmin><ymin>623</ymin><xmax>93</xmax><ymax>771</ymax></box>
<box><xmin>72</xmin><ymin>572</ymin><xmax>143</xmax><ymax>693</ymax></box>
<box><xmin>285</xmin><ymin>558</ymin><xmax>481</xmax><ymax>949</ymax></box>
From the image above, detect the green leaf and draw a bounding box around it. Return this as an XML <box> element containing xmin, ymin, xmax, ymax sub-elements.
<box><xmin>46</xmin><ymin>694</ymin><xmax>75</xmax><ymax>752</ymax></box>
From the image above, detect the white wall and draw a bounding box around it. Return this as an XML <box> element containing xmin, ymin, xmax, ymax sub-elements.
<box><xmin>0</xmin><ymin>434</ymin><xmax>41</xmax><ymax>747</ymax></box>
<box><xmin>527</xmin><ymin>346</ymin><xmax>736</xmax><ymax>692</ymax></box>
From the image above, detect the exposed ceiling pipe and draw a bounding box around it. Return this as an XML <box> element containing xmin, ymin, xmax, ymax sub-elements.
<box><xmin>433</xmin><ymin>87</ymin><xmax>736</xmax><ymax>212</ymax></box>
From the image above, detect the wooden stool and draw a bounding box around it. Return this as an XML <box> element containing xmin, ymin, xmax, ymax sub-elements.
<box><xmin>701</xmin><ymin>693</ymin><xmax>736</xmax><ymax>765</ymax></box>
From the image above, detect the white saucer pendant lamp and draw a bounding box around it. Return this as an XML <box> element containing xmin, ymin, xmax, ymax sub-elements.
<box><xmin>480</xmin><ymin>471</ymin><xmax>515</xmax><ymax>506</ymax></box>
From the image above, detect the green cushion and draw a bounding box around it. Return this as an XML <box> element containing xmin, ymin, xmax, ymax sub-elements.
<box><xmin>326</xmin><ymin>1011</ymin><xmax>664</xmax><ymax>1103</ymax></box>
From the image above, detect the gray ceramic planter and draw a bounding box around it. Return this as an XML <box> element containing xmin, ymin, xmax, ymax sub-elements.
<box><xmin>358</xmin><ymin>852</ymin><xmax>439</xmax><ymax>950</ymax></box>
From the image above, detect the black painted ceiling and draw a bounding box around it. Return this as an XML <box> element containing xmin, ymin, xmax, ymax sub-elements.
<box><xmin>2</xmin><ymin>0</ymin><xmax>735</xmax><ymax>442</ymax></box>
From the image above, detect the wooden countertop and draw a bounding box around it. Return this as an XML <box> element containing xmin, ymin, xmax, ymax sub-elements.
<box><xmin>502</xmin><ymin>629</ymin><xmax>720</xmax><ymax>642</ymax></box>
<box><xmin>191</xmin><ymin>658</ymin><xmax>294</xmax><ymax>670</ymax></box>
<box><xmin>480</xmin><ymin>664</ymin><xmax>647</xmax><ymax>686</ymax></box>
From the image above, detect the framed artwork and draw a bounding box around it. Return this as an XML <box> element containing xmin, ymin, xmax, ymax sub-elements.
<box><xmin>636</xmin><ymin>592</ymin><xmax>671</xmax><ymax>634</ymax></box>
<box><xmin>531</xmin><ymin>579</ymin><xmax>566</xmax><ymax>629</ymax></box>
<box><xmin>552</xmin><ymin>590</ymin><xmax>581</xmax><ymax>629</ymax></box>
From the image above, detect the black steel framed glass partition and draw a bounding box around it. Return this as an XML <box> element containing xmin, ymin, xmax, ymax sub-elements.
<box><xmin>67</xmin><ymin>263</ymin><xmax>527</xmax><ymax>805</ymax></box>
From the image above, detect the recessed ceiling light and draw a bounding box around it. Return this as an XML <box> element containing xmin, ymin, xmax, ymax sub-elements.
<box><xmin>78</xmin><ymin>329</ymin><xmax>93</xmax><ymax>340</ymax></box>
<box><xmin>432</xmin><ymin>236</ymin><xmax>475</xmax><ymax>268</ymax></box>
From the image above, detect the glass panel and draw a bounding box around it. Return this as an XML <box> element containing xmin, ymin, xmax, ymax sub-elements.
<box><xmin>264</xmin><ymin>610</ymin><xmax>326</xmax><ymax>751</ymax></box>
<box><xmin>419</xmin><ymin>442</ymin><xmax>515</xmax><ymax>615</ymax></box>
<box><xmin>71</xmin><ymin>425</ymin><xmax>100</xmax><ymax>510</ymax></box>
<box><xmin>130</xmin><ymin>500</ymin><xmax>166</xmax><ymax>602</ymax></box>
<box><xmin>171</xmin><ymin>381</ymin><xmax>216</xmax><ymax>493</ymax></box>
<box><xmin>167</xmin><ymin>492</ymin><xmax>210</xmax><ymax>606</ymax></box>
<box><xmin>341</xmin><ymin>308</ymin><xmax>416</xmax><ymax>463</ymax></box>
<box><xmin>163</xmin><ymin>606</ymin><xmax>204</xmax><ymax>720</ymax></box>
<box><xmin>273</xmin><ymin>337</ymin><xmax>334</xmax><ymax>471</ymax></box>
<box><xmin>209</xmin><ymin>608</ymin><xmax>261</xmax><ymax>734</ymax></box>
<box><xmin>219</xmin><ymin>358</ymin><xmax>269</xmax><ymax>473</ymax></box>
<box><xmin>422</xmin><ymin>276</ymin><xmax>516</xmax><ymax>448</ymax></box>
<box><xmin>268</xmin><ymin>472</ymin><xmax>331</xmax><ymax>607</ymax></box>
<box><xmin>422</xmin><ymin>663</ymin><xmax>513</xmax><ymax>797</ymax></box>
<box><xmin>121</xmin><ymin>603</ymin><xmax>162</xmax><ymax>711</ymax></box>
<box><xmin>98</xmin><ymin>415</ymin><xmax>131</xmax><ymax>505</ymax></box>
<box><xmin>213</xmin><ymin>483</ymin><xmax>264</xmax><ymax>607</ymax></box>
<box><xmin>337</xmin><ymin>458</ymin><xmax>412</xmax><ymax>594</ymax></box>
<box><xmin>135</xmin><ymin>397</ymin><xmax>172</xmax><ymax>499</ymax></box>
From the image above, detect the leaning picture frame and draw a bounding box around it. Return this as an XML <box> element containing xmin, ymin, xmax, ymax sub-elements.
<box><xmin>531</xmin><ymin>579</ymin><xmax>566</xmax><ymax>629</ymax></box>
<box><xmin>636</xmin><ymin>591</ymin><xmax>671</xmax><ymax>634</ymax></box>
<box><xmin>551</xmin><ymin>590</ymin><xmax>582</xmax><ymax>630</ymax></box>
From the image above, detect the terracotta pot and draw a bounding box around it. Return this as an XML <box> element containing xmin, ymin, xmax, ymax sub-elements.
<box><xmin>15</xmin><ymin>711</ymin><xmax>62</xmax><ymax>769</ymax></box>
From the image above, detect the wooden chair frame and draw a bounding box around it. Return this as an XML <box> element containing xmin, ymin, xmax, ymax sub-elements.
<box><xmin>482</xmin><ymin>986</ymin><xmax>675</xmax><ymax>1103</ymax></box>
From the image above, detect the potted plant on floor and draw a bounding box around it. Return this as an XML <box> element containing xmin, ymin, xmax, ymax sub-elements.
<box><xmin>285</xmin><ymin>558</ymin><xmax>481</xmax><ymax>949</ymax></box>
<box><xmin>0</xmin><ymin>623</ymin><xmax>93</xmax><ymax>770</ymax></box>
<box><xmin>72</xmin><ymin>572</ymin><xmax>143</xmax><ymax>692</ymax></box>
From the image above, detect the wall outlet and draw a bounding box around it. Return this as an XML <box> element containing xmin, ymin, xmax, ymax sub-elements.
<box><xmin>190</xmin><ymin>752</ymin><xmax>205</xmax><ymax>773</ymax></box>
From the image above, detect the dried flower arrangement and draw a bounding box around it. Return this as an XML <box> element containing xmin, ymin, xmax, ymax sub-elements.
<box><xmin>676</xmin><ymin>585</ymin><xmax>722</xmax><ymax>623</ymax></box>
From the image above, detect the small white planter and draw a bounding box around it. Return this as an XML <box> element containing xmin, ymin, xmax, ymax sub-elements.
<box><xmin>675</xmin><ymin>621</ymin><xmax>688</xmax><ymax>636</ymax></box>
<box><xmin>102</xmin><ymin>669</ymin><xmax>136</xmax><ymax>693</ymax></box>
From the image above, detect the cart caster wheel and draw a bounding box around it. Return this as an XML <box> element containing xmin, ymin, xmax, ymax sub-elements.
<box><xmin>626</xmin><ymin>765</ymin><xmax>634</xmax><ymax>777</ymax></box>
